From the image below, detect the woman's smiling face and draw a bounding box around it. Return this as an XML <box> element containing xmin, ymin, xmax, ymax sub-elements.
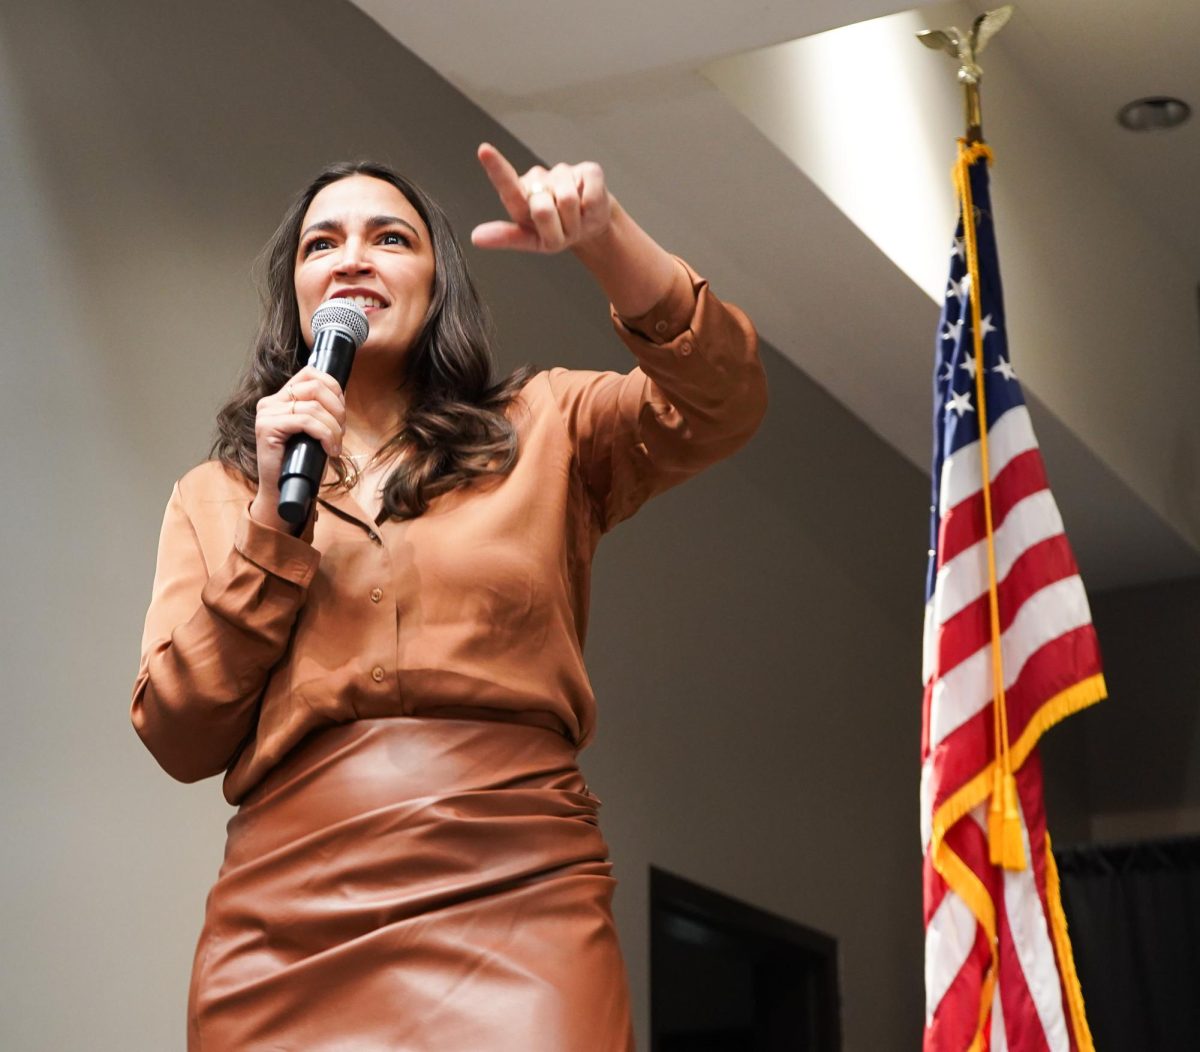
<box><xmin>294</xmin><ymin>174</ymin><xmax>435</xmax><ymax>363</ymax></box>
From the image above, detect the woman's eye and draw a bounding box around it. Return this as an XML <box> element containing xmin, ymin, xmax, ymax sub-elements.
<box><xmin>380</xmin><ymin>231</ymin><xmax>411</xmax><ymax>247</ymax></box>
<box><xmin>303</xmin><ymin>237</ymin><xmax>333</xmax><ymax>256</ymax></box>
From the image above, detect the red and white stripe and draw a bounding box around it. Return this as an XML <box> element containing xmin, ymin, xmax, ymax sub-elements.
<box><xmin>922</xmin><ymin>403</ymin><xmax>1100</xmax><ymax>1051</ymax></box>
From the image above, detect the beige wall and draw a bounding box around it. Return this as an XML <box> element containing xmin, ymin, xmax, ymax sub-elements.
<box><xmin>5</xmin><ymin>1</ymin><xmax>1114</xmax><ymax>1048</ymax></box>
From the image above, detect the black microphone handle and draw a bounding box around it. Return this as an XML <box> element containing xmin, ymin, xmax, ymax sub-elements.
<box><xmin>276</xmin><ymin>327</ymin><xmax>358</xmax><ymax>527</ymax></box>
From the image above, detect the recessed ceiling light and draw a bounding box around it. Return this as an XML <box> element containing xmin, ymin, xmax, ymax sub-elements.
<box><xmin>1117</xmin><ymin>96</ymin><xmax>1191</xmax><ymax>132</ymax></box>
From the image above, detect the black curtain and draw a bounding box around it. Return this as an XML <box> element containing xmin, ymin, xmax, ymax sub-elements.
<box><xmin>1055</xmin><ymin>836</ymin><xmax>1200</xmax><ymax>1051</ymax></box>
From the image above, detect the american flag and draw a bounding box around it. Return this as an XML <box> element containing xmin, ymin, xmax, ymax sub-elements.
<box><xmin>921</xmin><ymin>145</ymin><xmax>1106</xmax><ymax>1052</ymax></box>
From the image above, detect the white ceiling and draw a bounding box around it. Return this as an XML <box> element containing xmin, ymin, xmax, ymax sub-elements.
<box><xmin>351</xmin><ymin>0</ymin><xmax>1200</xmax><ymax>590</ymax></box>
<box><xmin>996</xmin><ymin>0</ymin><xmax>1200</xmax><ymax>265</ymax></box>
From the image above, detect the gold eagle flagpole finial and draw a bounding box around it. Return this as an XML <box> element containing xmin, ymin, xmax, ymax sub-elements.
<box><xmin>917</xmin><ymin>5</ymin><xmax>1014</xmax><ymax>143</ymax></box>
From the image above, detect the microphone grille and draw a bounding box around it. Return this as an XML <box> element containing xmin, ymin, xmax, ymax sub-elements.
<box><xmin>311</xmin><ymin>298</ymin><xmax>370</xmax><ymax>348</ymax></box>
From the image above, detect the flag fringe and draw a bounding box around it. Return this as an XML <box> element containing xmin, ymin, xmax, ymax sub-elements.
<box><xmin>1045</xmin><ymin>833</ymin><xmax>1096</xmax><ymax>1052</ymax></box>
<box><xmin>1011</xmin><ymin>674</ymin><xmax>1106</xmax><ymax>772</ymax></box>
<box><xmin>929</xmin><ymin>674</ymin><xmax>1105</xmax><ymax>865</ymax></box>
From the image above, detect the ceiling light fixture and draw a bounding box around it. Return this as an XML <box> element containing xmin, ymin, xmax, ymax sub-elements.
<box><xmin>1117</xmin><ymin>96</ymin><xmax>1191</xmax><ymax>132</ymax></box>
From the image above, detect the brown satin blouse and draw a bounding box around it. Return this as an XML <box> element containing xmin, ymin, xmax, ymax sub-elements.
<box><xmin>131</xmin><ymin>260</ymin><xmax>766</xmax><ymax>804</ymax></box>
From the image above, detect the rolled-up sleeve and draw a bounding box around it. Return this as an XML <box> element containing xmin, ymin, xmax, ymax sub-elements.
<box><xmin>549</xmin><ymin>258</ymin><xmax>767</xmax><ymax>531</ymax></box>
<box><xmin>130</xmin><ymin>480</ymin><xmax>320</xmax><ymax>783</ymax></box>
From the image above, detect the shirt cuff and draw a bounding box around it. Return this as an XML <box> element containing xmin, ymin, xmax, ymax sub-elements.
<box><xmin>234</xmin><ymin>505</ymin><xmax>321</xmax><ymax>588</ymax></box>
<box><xmin>612</xmin><ymin>257</ymin><xmax>698</xmax><ymax>344</ymax></box>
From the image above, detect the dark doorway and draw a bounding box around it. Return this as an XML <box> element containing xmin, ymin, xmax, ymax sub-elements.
<box><xmin>650</xmin><ymin>867</ymin><xmax>841</xmax><ymax>1052</ymax></box>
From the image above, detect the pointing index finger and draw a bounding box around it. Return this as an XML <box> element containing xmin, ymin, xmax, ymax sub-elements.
<box><xmin>476</xmin><ymin>143</ymin><xmax>529</xmax><ymax>221</ymax></box>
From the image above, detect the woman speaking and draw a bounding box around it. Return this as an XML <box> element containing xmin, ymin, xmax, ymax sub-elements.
<box><xmin>131</xmin><ymin>143</ymin><xmax>766</xmax><ymax>1050</ymax></box>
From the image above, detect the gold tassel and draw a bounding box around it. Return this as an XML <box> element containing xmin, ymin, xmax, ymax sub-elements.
<box><xmin>987</xmin><ymin>765</ymin><xmax>1004</xmax><ymax>865</ymax></box>
<box><xmin>999</xmin><ymin>772</ymin><xmax>1026</xmax><ymax>870</ymax></box>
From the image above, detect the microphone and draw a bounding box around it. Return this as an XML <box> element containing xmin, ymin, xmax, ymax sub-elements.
<box><xmin>277</xmin><ymin>299</ymin><xmax>370</xmax><ymax>526</ymax></box>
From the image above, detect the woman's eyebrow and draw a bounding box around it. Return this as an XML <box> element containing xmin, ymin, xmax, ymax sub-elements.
<box><xmin>366</xmin><ymin>214</ymin><xmax>421</xmax><ymax>240</ymax></box>
<box><xmin>299</xmin><ymin>215</ymin><xmax>422</xmax><ymax>241</ymax></box>
<box><xmin>299</xmin><ymin>217</ymin><xmax>344</xmax><ymax>241</ymax></box>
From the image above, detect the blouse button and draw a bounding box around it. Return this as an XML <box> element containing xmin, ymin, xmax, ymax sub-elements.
<box><xmin>654</xmin><ymin>319</ymin><xmax>669</xmax><ymax>335</ymax></box>
<box><xmin>370</xmin><ymin>587</ymin><xmax>383</xmax><ymax>603</ymax></box>
<box><xmin>679</xmin><ymin>338</ymin><xmax>694</xmax><ymax>356</ymax></box>
<box><xmin>371</xmin><ymin>666</ymin><xmax>385</xmax><ymax>683</ymax></box>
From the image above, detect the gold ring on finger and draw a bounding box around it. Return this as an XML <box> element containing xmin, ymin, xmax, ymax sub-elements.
<box><xmin>525</xmin><ymin>182</ymin><xmax>553</xmax><ymax>201</ymax></box>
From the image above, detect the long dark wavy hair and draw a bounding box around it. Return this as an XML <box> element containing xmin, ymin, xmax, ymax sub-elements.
<box><xmin>212</xmin><ymin>160</ymin><xmax>535</xmax><ymax>519</ymax></box>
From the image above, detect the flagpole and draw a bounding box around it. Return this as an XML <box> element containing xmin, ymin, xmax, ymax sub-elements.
<box><xmin>919</xmin><ymin>2</ymin><xmax>1023</xmax><ymax>870</ymax></box>
<box><xmin>964</xmin><ymin>81</ymin><xmax>983</xmax><ymax>145</ymax></box>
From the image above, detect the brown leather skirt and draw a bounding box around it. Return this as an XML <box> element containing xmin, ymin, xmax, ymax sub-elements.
<box><xmin>187</xmin><ymin>717</ymin><xmax>633</xmax><ymax>1051</ymax></box>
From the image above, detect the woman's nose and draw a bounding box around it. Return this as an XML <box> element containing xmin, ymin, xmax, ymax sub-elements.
<box><xmin>333</xmin><ymin>241</ymin><xmax>372</xmax><ymax>275</ymax></box>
